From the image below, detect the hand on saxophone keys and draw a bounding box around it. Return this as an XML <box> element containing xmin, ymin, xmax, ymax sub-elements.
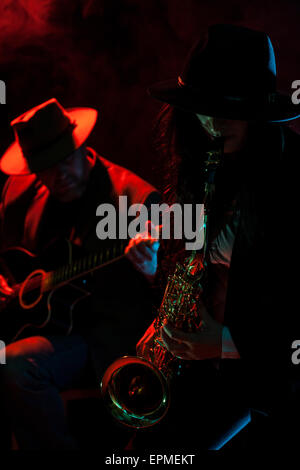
<box><xmin>160</xmin><ymin>299</ymin><xmax>224</xmax><ymax>360</ymax></box>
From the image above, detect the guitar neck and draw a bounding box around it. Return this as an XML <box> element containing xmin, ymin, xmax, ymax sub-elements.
<box><xmin>43</xmin><ymin>240</ymin><xmax>128</xmax><ymax>292</ymax></box>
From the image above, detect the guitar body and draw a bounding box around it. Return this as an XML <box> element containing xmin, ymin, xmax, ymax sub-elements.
<box><xmin>0</xmin><ymin>240</ymin><xmax>92</xmax><ymax>344</ymax></box>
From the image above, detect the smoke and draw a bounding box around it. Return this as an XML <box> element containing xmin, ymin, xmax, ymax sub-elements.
<box><xmin>0</xmin><ymin>0</ymin><xmax>299</xmax><ymax>186</ymax></box>
<box><xmin>0</xmin><ymin>0</ymin><xmax>81</xmax><ymax>39</ymax></box>
<box><xmin>0</xmin><ymin>0</ymin><xmax>60</xmax><ymax>49</ymax></box>
<box><xmin>0</xmin><ymin>1</ymin><xmax>89</xmax><ymax>114</ymax></box>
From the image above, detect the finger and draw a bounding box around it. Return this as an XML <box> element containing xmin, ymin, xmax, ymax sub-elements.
<box><xmin>162</xmin><ymin>322</ymin><xmax>212</xmax><ymax>345</ymax></box>
<box><xmin>0</xmin><ymin>287</ymin><xmax>13</xmax><ymax>296</ymax></box>
<box><xmin>125</xmin><ymin>234</ymin><xmax>152</xmax><ymax>253</ymax></box>
<box><xmin>126</xmin><ymin>237</ymin><xmax>159</xmax><ymax>259</ymax></box>
<box><xmin>149</xmin><ymin>240</ymin><xmax>160</xmax><ymax>252</ymax></box>
<box><xmin>161</xmin><ymin>332</ymin><xmax>189</xmax><ymax>359</ymax></box>
<box><xmin>160</xmin><ymin>327</ymin><xmax>188</xmax><ymax>350</ymax></box>
<box><xmin>162</xmin><ymin>323</ymin><xmax>192</xmax><ymax>343</ymax></box>
<box><xmin>137</xmin><ymin>238</ymin><xmax>159</xmax><ymax>249</ymax></box>
<box><xmin>124</xmin><ymin>237</ymin><xmax>136</xmax><ymax>253</ymax></box>
<box><xmin>125</xmin><ymin>236</ymin><xmax>147</xmax><ymax>255</ymax></box>
<box><xmin>126</xmin><ymin>247</ymin><xmax>152</xmax><ymax>268</ymax></box>
<box><xmin>145</xmin><ymin>220</ymin><xmax>152</xmax><ymax>234</ymax></box>
<box><xmin>172</xmin><ymin>349</ymin><xmax>191</xmax><ymax>360</ymax></box>
<box><xmin>145</xmin><ymin>221</ymin><xmax>163</xmax><ymax>239</ymax></box>
<box><xmin>135</xmin><ymin>244</ymin><xmax>155</xmax><ymax>261</ymax></box>
<box><xmin>134</xmin><ymin>242</ymin><xmax>159</xmax><ymax>260</ymax></box>
<box><xmin>136</xmin><ymin>238</ymin><xmax>160</xmax><ymax>253</ymax></box>
<box><xmin>0</xmin><ymin>279</ymin><xmax>13</xmax><ymax>294</ymax></box>
<box><xmin>126</xmin><ymin>232</ymin><xmax>148</xmax><ymax>247</ymax></box>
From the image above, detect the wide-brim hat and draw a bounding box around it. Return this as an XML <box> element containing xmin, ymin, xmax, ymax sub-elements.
<box><xmin>0</xmin><ymin>98</ymin><xmax>98</xmax><ymax>175</ymax></box>
<box><xmin>149</xmin><ymin>24</ymin><xmax>300</xmax><ymax>123</ymax></box>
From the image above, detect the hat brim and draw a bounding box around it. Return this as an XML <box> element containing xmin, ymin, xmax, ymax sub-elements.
<box><xmin>148</xmin><ymin>79</ymin><xmax>300</xmax><ymax>123</ymax></box>
<box><xmin>0</xmin><ymin>107</ymin><xmax>98</xmax><ymax>175</ymax></box>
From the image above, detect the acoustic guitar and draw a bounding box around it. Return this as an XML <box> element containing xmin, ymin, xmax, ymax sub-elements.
<box><xmin>0</xmin><ymin>239</ymin><xmax>127</xmax><ymax>344</ymax></box>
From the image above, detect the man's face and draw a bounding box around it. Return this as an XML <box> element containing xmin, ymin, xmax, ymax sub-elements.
<box><xmin>36</xmin><ymin>145</ymin><xmax>90</xmax><ymax>202</ymax></box>
<box><xmin>195</xmin><ymin>114</ymin><xmax>249</xmax><ymax>154</ymax></box>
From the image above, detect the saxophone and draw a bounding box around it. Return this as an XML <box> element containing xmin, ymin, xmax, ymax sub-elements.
<box><xmin>101</xmin><ymin>138</ymin><xmax>223</xmax><ymax>429</ymax></box>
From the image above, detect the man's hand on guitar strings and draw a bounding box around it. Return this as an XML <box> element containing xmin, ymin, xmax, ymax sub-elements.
<box><xmin>125</xmin><ymin>220</ymin><xmax>161</xmax><ymax>283</ymax></box>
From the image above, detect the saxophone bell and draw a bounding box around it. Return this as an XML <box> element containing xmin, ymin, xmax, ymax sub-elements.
<box><xmin>100</xmin><ymin>138</ymin><xmax>224</xmax><ymax>429</ymax></box>
<box><xmin>101</xmin><ymin>356</ymin><xmax>169</xmax><ymax>428</ymax></box>
<box><xmin>100</xmin><ymin>258</ymin><xmax>204</xmax><ymax>429</ymax></box>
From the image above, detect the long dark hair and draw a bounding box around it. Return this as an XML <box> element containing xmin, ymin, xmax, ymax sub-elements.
<box><xmin>152</xmin><ymin>103</ymin><xmax>284</xmax><ymax>247</ymax></box>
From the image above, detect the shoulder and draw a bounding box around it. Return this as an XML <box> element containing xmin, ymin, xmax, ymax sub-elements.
<box><xmin>1</xmin><ymin>174</ymin><xmax>38</xmax><ymax>208</ymax></box>
<box><xmin>89</xmin><ymin>149</ymin><xmax>161</xmax><ymax>206</ymax></box>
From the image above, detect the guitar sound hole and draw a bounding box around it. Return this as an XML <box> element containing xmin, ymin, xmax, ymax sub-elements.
<box><xmin>20</xmin><ymin>271</ymin><xmax>44</xmax><ymax>308</ymax></box>
<box><xmin>22</xmin><ymin>286</ymin><xmax>42</xmax><ymax>305</ymax></box>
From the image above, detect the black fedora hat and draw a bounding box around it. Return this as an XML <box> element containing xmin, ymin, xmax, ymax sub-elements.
<box><xmin>149</xmin><ymin>24</ymin><xmax>300</xmax><ymax>122</ymax></box>
<box><xmin>0</xmin><ymin>98</ymin><xmax>98</xmax><ymax>175</ymax></box>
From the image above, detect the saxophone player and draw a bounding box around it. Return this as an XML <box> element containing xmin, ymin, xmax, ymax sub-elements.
<box><xmin>125</xmin><ymin>24</ymin><xmax>300</xmax><ymax>449</ymax></box>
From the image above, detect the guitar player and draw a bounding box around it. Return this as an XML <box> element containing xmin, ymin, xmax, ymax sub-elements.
<box><xmin>0</xmin><ymin>98</ymin><xmax>160</xmax><ymax>450</ymax></box>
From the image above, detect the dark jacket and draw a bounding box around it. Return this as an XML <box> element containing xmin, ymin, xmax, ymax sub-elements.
<box><xmin>0</xmin><ymin>149</ymin><xmax>161</xmax><ymax>380</ymax></box>
<box><xmin>153</xmin><ymin>125</ymin><xmax>299</xmax><ymax>423</ymax></box>
<box><xmin>223</xmin><ymin>126</ymin><xmax>299</xmax><ymax>417</ymax></box>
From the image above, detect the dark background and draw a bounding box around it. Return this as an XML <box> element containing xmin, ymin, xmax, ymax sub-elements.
<box><xmin>0</xmin><ymin>0</ymin><xmax>299</xmax><ymax>191</ymax></box>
